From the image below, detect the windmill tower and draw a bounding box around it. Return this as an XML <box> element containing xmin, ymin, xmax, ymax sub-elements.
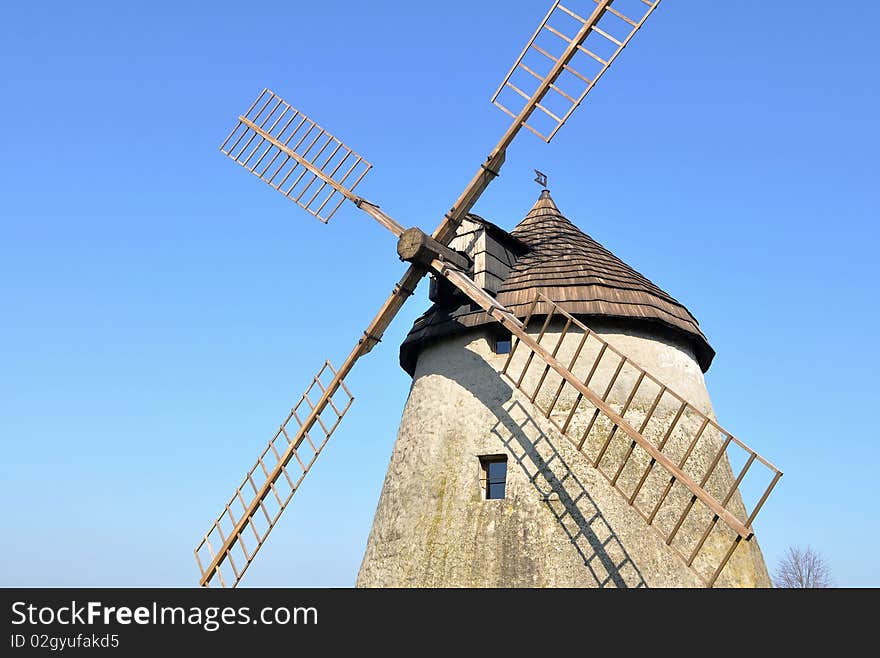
<box><xmin>195</xmin><ymin>0</ymin><xmax>782</xmax><ymax>589</ymax></box>
<box><xmin>357</xmin><ymin>188</ymin><xmax>771</xmax><ymax>587</ymax></box>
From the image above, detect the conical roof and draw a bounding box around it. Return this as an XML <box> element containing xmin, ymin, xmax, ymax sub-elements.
<box><xmin>400</xmin><ymin>191</ymin><xmax>715</xmax><ymax>374</ymax></box>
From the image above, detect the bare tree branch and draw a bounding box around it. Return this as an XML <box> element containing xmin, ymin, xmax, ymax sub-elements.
<box><xmin>773</xmin><ymin>545</ymin><xmax>832</xmax><ymax>588</ymax></box>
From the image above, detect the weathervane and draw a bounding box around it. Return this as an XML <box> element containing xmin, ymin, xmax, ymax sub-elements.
<box><xmin>534</xmin><ymin>169</ymin><xmax>548</xmax><ymax>189</ymax></box>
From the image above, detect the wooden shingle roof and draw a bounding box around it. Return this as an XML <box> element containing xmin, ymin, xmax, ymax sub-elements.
<box><xmin>400</xmin><ymin>191</ymin><xmax>715</xmax><ymax>375</ymax></box>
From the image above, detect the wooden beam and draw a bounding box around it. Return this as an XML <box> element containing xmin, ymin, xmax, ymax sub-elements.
<box><xmin>355</xmin><ymin>199</ymin><xmax>405</xmax><ymax>238</ymax></box>
<box><xmin>397</xmin><ymin>227</ymin><xmax>470</xmax><ymax>271</ymax></box>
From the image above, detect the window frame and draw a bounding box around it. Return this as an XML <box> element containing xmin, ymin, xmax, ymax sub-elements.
<box><xmin>479</xmin><ymin>454</ymin><xmax>508</xmax><ymax>500</ymax></box>
<box><xmin>492</xmin><ymin>331</ymin><xmax>512</xmax><ymax>356</ymax></box>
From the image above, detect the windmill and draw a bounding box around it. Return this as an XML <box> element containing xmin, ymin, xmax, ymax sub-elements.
<box><xmin>195</xmin><ymin>0</ymin><xmax>782</xmax><ymax>588</ymax></box>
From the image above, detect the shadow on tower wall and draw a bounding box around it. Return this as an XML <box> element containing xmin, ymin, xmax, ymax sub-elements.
<box><xmin>494</xmin><ymin>400</ymin><xmax>646</xmax><ymax>588</ymax></box>
<box><xmin>447</xmin><ymin>353</ymin><xmax>646</xmax><ymax>588</ymax></box>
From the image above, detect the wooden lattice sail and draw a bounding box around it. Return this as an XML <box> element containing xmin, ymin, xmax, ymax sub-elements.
<box><xmin>195</xmin><ymin>362</ymin><xmax>353</xmax><ymax>587</ymax></box>
<box><xmin>499</xmin><ymin>294</ymin><xmax>781</xmax><ymax>586</ymax></box>
<box><xmin>493</xmin><ymin>0</ymin><xmax>661</xmax><ymax>141</ymax></box>
<box><xmin>220</xmin><ymin>89</ymin><xmax>372</xmax><ymax>223</ymax></box>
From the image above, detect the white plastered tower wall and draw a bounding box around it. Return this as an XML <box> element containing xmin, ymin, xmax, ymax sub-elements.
<box><xmin>356</xmin><ymin>319</ymin><xmax>771</xmax><ymax>587</ymax></box>
<box><xmin>357</xmin><ymin>192</ymin><xmax>772</xmax><ymax>588</ymax></box>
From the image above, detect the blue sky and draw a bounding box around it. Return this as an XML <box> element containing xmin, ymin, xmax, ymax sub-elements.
<box><xmin>1</xmin><ymin>0</ymin><xmax>877</xmax><ymax>587</ymax></box>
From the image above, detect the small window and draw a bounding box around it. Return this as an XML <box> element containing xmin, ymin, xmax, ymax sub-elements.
<box><xmin>493</xmin><ymin>332</ymin><xmax>512</xmax><ymax>355</ymax></box>
<box><xmin>479</xmin><ymin>455</ymin><xmax>508</xmax><ymax>500</ymax></box>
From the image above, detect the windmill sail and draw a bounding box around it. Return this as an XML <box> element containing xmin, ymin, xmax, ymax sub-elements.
<box><xmin>499</xmin><ymin>294</ymin><xmax>782</xmax><ymax>586</ymax></box>
<box><xmin>431</xmin><ymin>260</ymin><xmax>781</xmax><ymax>587</ymax></box>
<box><xmin>195</xmin><ymin>262</ymin><xmax>430</xmax><ymax>587</ymax></box>
<box><xmin>429</xmin><ymin>0</ymin><xmax>664</xmax><ymax>245</ymax></box>
<box><xmin>492</xmin><ymin>0</ymin><xmax>661</xmax><ymax>142</ymax></box>
<box><xmin>220</xmin><ymin>89</ymin><xmax>372</xmax><ymax>223</ymax></box>
<box><xmin>195</xmin><ymin>361</ymin><xmax>354</xmax><ymax>587</ymax></box>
